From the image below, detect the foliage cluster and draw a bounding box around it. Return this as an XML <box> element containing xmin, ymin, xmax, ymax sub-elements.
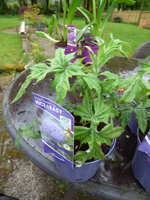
<box><xmin>13</xmin><ymin>35</ymin><xmax>132</xmax><ymax>165</ymax></box>
<box><xmin>139</xmin><ymin>18</ymin><xmax>150</xmax><ymax>29</ymax></box>
<box><xmin>26</xmin><ymin>37</ymin><xmax>46</xmax><ymax>64</ymax></box>
<box><xmin>7</xmin><ymin>1</ymin><xmax>20</xmax><ymax>15</ymax></box>
<box><xmin>0</xmin><ymin>0</ymin><xmax>8</xmax><ymax>15</ymax></box>
<box><xmin>21</xmin><ymin>4</ymin><xmax>46</xmax><ymax>24</ymax></box>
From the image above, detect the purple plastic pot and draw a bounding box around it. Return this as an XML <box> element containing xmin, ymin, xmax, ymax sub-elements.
<box><xmin>132</xmin><ymin>120</ymin><xmax>150</xmax><ymax>195</ymax></box>
<box><xmin>53</xmin><ymin>138</ymin><xmax>116</xmax><ymax>183</ymax></box>
<box><xmin>54</xmin><ymin>43</ymin><xmax>78</xmax><ymax>64</ymax></box>
<box><xmin>81</xmin><ymin>41</ymin><xmax>99</xmax><ymax>64</ymax></box>
<box><xmin>83</xmin><ymin>33</ymin><xmax>94</xmax><ymax>43</ymax></box>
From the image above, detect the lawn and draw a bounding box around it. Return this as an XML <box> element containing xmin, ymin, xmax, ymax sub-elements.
<box><xmin>0</xmin><ymin>15</ymin><xmax>150</xmax><ymax>71</ymax></box>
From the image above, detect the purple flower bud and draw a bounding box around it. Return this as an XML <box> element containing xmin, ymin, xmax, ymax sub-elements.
<box><xmin>42</xmin><ymin>119</ymin><xmax>66</xmax><ymax>143</ymax></box>
<box><xmin>122</xmin><ymin>71</ymin><xmax>126</xmax><ymax>74</ymax></box>
<box><xmin>19</xmin><ymin>82</ymin><xmax>22</xmax><ymax>86</ymax></box>
<box><xmin>68</xmin><ymin>32</ymin><xmax>77</xmax><ymax>42</ymax></box>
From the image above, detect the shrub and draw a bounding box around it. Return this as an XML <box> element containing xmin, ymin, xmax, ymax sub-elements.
<box><xmin>0</xmin><ymin>0</ymin><xmax>8</xmax><ymax>15</ymax></box>
<box><xmin>19</xmin><ymin>6</ymin><xmax>31</xmax><ymax>15</ymax></box>
<box><xmin>8</xmin><ymin>1</ymin><xmax>20</xmax><ymax>15</ymax></box>
<box><xmin>139</xmin><ymin>18</ymin><xmax>150</xmax><ymax>29</ymax></box>
<box><xmin>23</xmin><ymin>4</ymin><xmax>45</xmax><ymax>23</ymax></box>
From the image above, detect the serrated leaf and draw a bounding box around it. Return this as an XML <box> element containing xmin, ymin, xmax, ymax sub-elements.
<box><xmin>138</xmin><ymin>61</ymin><xmax>150</xmax><ymax>78</ymax></box>
<box><xmin>74</xmin><ymin>97</ymin><xmax>93</xmax><ymax>122</ymax></box>
<box><xmin>73</xmin><ymin>120</ymin><xmax>124</xmax><ymax>164</ymax></box>
<box><xmin>12</xmin><ymin>63</ymin><xmax>52</xmax><ymax>103</ymax></box>
<box><xmin>100</xmin><ymin>71</ymin><xmax>119</xmax><ymax>93</ymax></box>
<box><xmin>82</xmin><ymin>73</ymin><xmax>101</xmax><ymax>93</ymax></box>
<box><xmin>117</xmin><ymin>104</ymin><xmax>134</xmax><ymax>127</ymax></box>
<box><xmin>15</xmin><ymin>117</ymin><xmax>41</xmax><ymax>149</ymax></box>
<box><xmin>134</xmin><ymin>100</ymin><xmax>150</xmax><ymax>133</ymax></box>
<box><xmin>94</xmin><ymin>96</ymin><xmax>116</xmax><ymax>125</ymax></box>
<box><xmin>120</xmin><ymin>76</ymin><xmax>150</xmax><ymax>104</ymax></box>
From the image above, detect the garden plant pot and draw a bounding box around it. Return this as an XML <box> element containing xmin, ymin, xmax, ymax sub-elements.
<box><xmin>81</xmin><ymin>41</ymin><xmax>99</xmax><ymax>64</ymax></box>
<box><xmin>132</xmin><ymin>121</ymin><xmax>150</xmax><ymax>195</ymax></box>
<box><xmin>83</xmin><ymin>33</ymin><xmax>94</xmax><ymax>44</ymax></box>
<box><xmin>54</xmin><ymin>43</ymin><xmax>78</xmax><ymax>64</ymax></box>
<box><xmin>53</xmin><ymin>138</ymin><xmax>116</xmax><ymax>183</ymax></box>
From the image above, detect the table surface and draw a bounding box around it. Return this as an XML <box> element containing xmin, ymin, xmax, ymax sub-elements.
<box><xmin>2</xmin><ymin>57</ymin><xmax>150</xmax><ymax>200</ymax></box>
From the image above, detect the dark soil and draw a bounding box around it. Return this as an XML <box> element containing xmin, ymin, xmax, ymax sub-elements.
<box><xmin>54</xmin><ymin>41</ymin><xmax>67</xmax><ymax>48</ymax></box>
<box><xmin>74</xmin><ymin>115</ymin><xmax>111</xmax><ymax>162</ymax></box>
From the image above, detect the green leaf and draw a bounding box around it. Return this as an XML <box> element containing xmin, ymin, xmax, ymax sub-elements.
<box><xmin>94</xmin><ymin>97</ymin><xmax>116</xmax><ymax>125</ymax></box>
<box><xmin>138</xmin><ymin>61</ymin><xmax>150</xmax><ymax>78</ymax></box>
<box><xmin>15</xmin><ymin>117</ymin><xmax>41</xmax><ymax>149</ymax></box>
<box><xmin>74</xmin><ymin>97</ymin><xmax>93</xmax><ymax>123</ymax></box>
<box><xmin>94</xmin><ymin>0</ymin><xmax>107</xmax><ymax>37</ymax></box>
<box><xmin>76</xmin><ymin>23</ymin><xmax>93</xmax><ymax>43</ymax></box>
<box><xmin>100</xmin><ymin>71</ymin><xmax>119</xmax><ymax>93</ymax></box>
<box><xmin>117</xmin><ymin>104</ymin><xmax>134</xmax><ymax>128</ymax></box>
<box><xmin>82</xmin><ymin>73</ymin><xmax>101</xmax><ymax>94</ymax></box>
<box><xmin>120</xmin><ymin>76</ymin><xmax>150</xmax><ymax>104</ymax></box>
<box><xmin>48</xmin><ymin>14</ymin><xmax>61</xmax><ymax>38</ymax></box>
<box><xmin>12</xmin><ymin>63</ymin><xmax>52</xmax><ymax>103</ymax></box>
<box><xmin>99</xmin><ymin>0</ymin><xmax>135</xmax><ymax>37</ymax></box>
<box><xmin>72</xmin><ymin>120</ymin><xmax>124</xmax><ymax>164</ymax></box>
<box><xmin>36</xmin><ymin>31</ymin><xmax>59</xmax><ymax>43</ymax></box>
<box><xmin>134</xmin><ymin>100</ymin><xmax>150</xmax><ymax>133</ymax></box>
<box><xmin>48</xmin><ymin>49</ymin><xmax>86</xmax><ymax>105</ymax></box>
<box><xmin>77</xmin><ymin>7</ymin><xmax>93</xmax><ymax>23</ymax></box>
<box><xmin>67</xmin><ymin>0</ymin><xmax>83</xmax><ymax>25</ymax></box>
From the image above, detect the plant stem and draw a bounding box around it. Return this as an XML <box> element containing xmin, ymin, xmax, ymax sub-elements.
<box><xmin>63</xmin><ymin>0</ymin><xmax>67</xmax><ymax>42</ymax></box>
<box><xmin>92</xmin><ymin>0</ymin><xmax>96</xmax><ymax>24</ymax></box>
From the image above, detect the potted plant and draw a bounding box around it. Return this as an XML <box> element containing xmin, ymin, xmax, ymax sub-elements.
<box><xmin>35</xmin><ymin>0</ymin><xmax>82</xmax><ymax>63</ymax></box>
<box><xmin>76</xmin><ymin>0</ymin><xmax>135</xmax><ymax>63</ymax></box>
<box><xmin>115</xmin><ymin>61</ymin><xmax>150</xmax><ymax>135</ymax></box>
<box><xmin>132</xmin><ymin>119</ymin><xmax>150</xmax><ymax>195</ymax></box>
<box><xmin>112</xmin><ymin>60</ymin><xmax>150</xmax><ymax>194</ymax></box>
<box><xmin>12</xmin><ymin>34</ymin><xmax>134</xmax><ymax>183</ymax></box>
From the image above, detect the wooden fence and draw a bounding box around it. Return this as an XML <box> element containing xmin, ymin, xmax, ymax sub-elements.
<box><xmin>111</xmin><ymin>10</ymin><xmax>150</xmax><ymax>25</ymax></box>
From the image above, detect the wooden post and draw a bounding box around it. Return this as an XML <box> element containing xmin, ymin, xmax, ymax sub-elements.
<box><xmin>19</xmin><ymin>21</ymin><xmax>26</xmax><ymax>34</ymax></box>
<box><xmin>138</xmin><ymin>1</ymin><xmax>144</xmax><ymax>25</ymax></box>
<box><xmin>127</xmin><ymin>10</ymin><xmax>131</xmax><ymax>23</ymax></box>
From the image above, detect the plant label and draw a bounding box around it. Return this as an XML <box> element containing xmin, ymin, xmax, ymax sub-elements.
<box><xmin>32</xmin><ymin>92</ymin><xmax>74</xmax><ymax>169</ymax></box>
<box><xmin>67</xmin><ymin>25</ymin><xmax>77</xmax><ymax>49</ymax></box>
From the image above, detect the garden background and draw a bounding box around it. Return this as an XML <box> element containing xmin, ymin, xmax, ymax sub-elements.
<box><xmin>0</xmin><ymin>0</ymin><xmax>150</xmax><ymax>199</ymax></box>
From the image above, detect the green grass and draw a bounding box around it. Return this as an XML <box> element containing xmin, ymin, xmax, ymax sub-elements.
<box><xmin>0</xmin><ymin>31</ymin><xmax>23</xmax><ymax>68</ymax></box>
<box><xmin>0</xmin><ymin>15</ymin><xmax>20</xmax><ymax>29</ymax></box>
<box><xmin>0</xmin><ymin>16</ymin><xmax>24</xmax><ymax>70</ymax></box>
<box><xmin>103</xmin><ymin>21</ymin><xmax>150</xmax><ymax>56</ymax></box>
<box><xmin>0</xmin><ymin>15</ymin><xmax>150</xmax><ymax>70</ymax></box>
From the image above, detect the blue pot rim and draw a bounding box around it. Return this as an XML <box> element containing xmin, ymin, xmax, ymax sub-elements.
<box><xmin>53</xmin><ymin>138</ymin><xmax>116</xmax><ymax>165</ymax></box>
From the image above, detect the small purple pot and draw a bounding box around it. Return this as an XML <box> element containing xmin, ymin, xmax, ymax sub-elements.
<box><xmin>83</xmin><ymin>33</ymin><xmax>94</xmax><ymax>43</ymax></box>
<box><xmin>132</xmin><ymin>122</ymin><xmax>150</xmax><ymax>195</ymax></box>
<box><xmin>54</xmin><ymin>43</ymin><xmax>78</xmax><ymax>64</ymax></box>
<box><xmin>53</xmin><ymin>138</ymin><xmax>116</xmax><ymax>183</ymax></box>
<box><xmin>81</xmin><ymin>41</ymin><xmax>99</xmax><ymax>64</ymax></box>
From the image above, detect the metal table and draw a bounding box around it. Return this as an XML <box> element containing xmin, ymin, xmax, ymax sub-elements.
<box><xmin>2</xmin><ymin>57</ymin><xmax>150</xmax><ymax>200</ymax></box>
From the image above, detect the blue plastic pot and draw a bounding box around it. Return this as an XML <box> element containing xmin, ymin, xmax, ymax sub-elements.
<box><xmin>132</xmin><ymin>125</ymin><xmax>150</xmax><ymax>195</ymax></box>
<box><xmin>53</xmin><ymin>138</ymin><xmax>116</xmax><ymax>183</ymax></box>
<box><xmin>128</xmin><ymin>100</ymin><xmax>138</xmax><ymax>135</ymax></box>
